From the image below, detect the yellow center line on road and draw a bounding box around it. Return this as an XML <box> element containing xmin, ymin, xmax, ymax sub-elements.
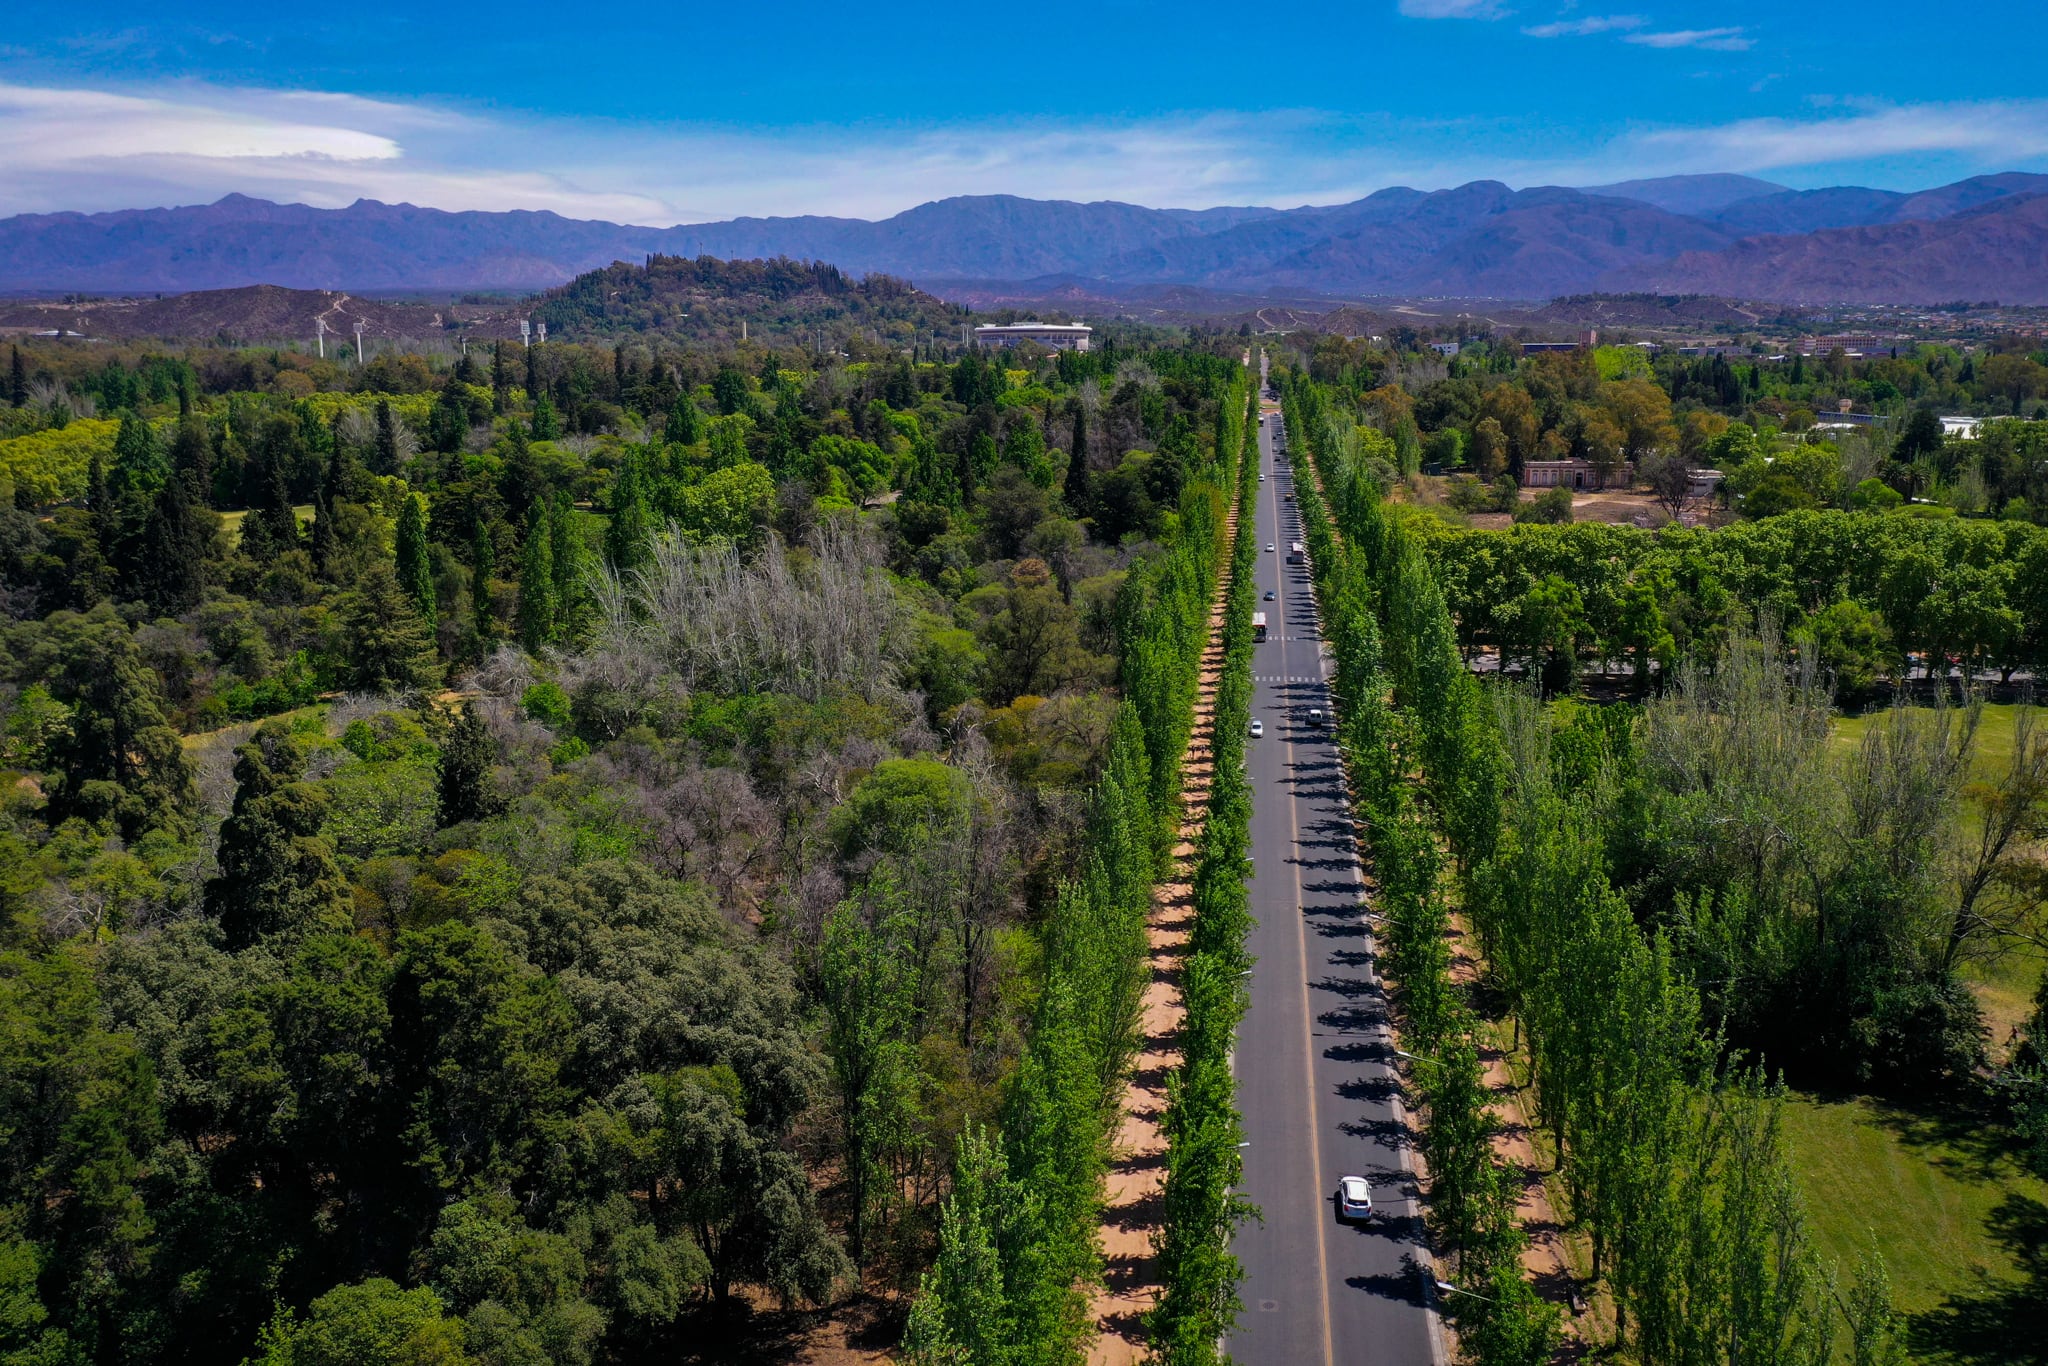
<box><xmin>1267</xmin><ymin>430</ymin><xmax>1336</xmax><ymax>1366</ymax></box>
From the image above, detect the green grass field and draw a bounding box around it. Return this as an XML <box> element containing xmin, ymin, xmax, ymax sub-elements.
<box><xmin>1787</xmin><ymin>1093</ymin><xmax>2048</xmax><ymax>1360</ymax></box>
<box><xmin>218</xmin><ymin>503</ymin><xmax>315</xmax><ymax>548</ymax></box>
<box><xmin>1830</xmin><ymin>703</ymin><xmax>2047</xmax><ymax>1044</ymax></box>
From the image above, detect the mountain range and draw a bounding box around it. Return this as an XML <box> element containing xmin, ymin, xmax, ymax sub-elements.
<box><xmin>4</xmin><ymin>172</ymin><xmax>2047</xmax><ymax>306</ymax></box>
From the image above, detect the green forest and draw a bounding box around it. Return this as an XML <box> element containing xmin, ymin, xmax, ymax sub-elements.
<box><xmin>0</xmin><ymin>287</ymin><xmax>1256</xmax><ymax>1366</ymax></box>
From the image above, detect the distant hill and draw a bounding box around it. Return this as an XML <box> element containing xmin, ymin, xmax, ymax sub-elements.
<box><xmin>1615</xmin><ymin>192</ymin><xmax>2048</xmax><ymax>305</ymax></box>
<box><xmin>1583</xmin><ymin>173</ymin><xmax>1788</xmax><ymax>216</ymax></box>
<box><xmin>0</xmin><ymin>284</ymin><xmax>466</xmax><ymax>343</ymax></box>
<box><xmin>4</xmin><ymin>171</ymin><xmax>2048</xmax><ymax>306</ymax></box>
<box><xmin>530</xmin><ymin>254</ymin><xmax>969</xmax><ymax>338</ymax></box>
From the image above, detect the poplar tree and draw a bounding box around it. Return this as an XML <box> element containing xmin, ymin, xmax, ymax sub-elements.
<box><xmin>395</xmin><ymin>492</ymin><xmax>436</xmax><ymax>622</ymax></box>
<box><xmin>548</xmin><ymin>495</ymin><xmax>588</xmax><ymax>644</ymax></box>
<box><xmin>603</xmin><ymin>458</ymin><xmax>652</xmax><ymax>572</ymax></box>
<box><xmin>518</xmin><ymin>508</ymin><xmax>556</xmax><ymax>652</ymax></box>
<box><xmin>902</xmin><ymin>1126</ymin><xmax>1013</xmax><ymax>1366</ymax></box>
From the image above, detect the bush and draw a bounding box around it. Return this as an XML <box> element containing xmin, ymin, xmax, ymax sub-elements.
<box><xmin>1512</xmin><ymin>485</ymin><xmax>1574</xmax><ymax>525</ymax></box>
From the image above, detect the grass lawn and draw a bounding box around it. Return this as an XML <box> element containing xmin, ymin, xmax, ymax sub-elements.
<box><xmin>1785</xmin><ymin>1092</ymin><xmax>2048</xmax><ymax>1360</ymax></box>
<box><xmin>219</xmin><ymin>503</ymin><xmax>315</xmax><ymax>548</ymax></box>
<box><xmin>1830</xmin><ymin>702</ymin><xmax>2047</xmax><ymax>1051</ymax></box>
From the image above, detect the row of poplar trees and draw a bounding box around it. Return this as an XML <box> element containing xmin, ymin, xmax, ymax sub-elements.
<box><xmin>902</xmin><ymin>373</ymin><xmax>1248</xmax><ymax>1365</ymax></box>
<box><xmin>1146</xmin><ymin>382</ymin><xmax>1262</xmax><ymax>1362</ymax></box>
<box><xmin>1288</xmin><ymin>371</ymin><xmax>1905</xmax><ymax>1364</ymax></box>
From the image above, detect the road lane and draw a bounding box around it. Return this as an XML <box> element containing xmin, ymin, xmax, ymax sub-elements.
<box><xmin>1228</xmin><ymin>398</ymin><xmax>1442</xmax><ymax>1364</ymax></box>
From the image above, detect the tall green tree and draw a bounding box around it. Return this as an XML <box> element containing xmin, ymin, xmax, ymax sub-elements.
<box><xmin>518</xmin><ymin>510</ymin><xmax>556</xmax><ymax>653</ymax></box>
<box><xmin>471</xmin><ymin>522</ymin><xmax>498</xmax><ymax>647</ymax></box>
<box><xmin>902</xmin><ymin>1126</ymin><xmax>1014</xmax><ymax>1366</ymax></box>
<box><xmin>338</xmin><ymin>564</ymin><xmax>441</xmax><ymax>692</ymax></box>
<box><xmin>395</xmin><ymin>493</ymin><xmax>436</xmax><ymax>622</ymax></box>
<box><xmin>373</xmin><ymin>399</ymin><xmax>400</xmax><ymax>475</ymax></box>
<box><xmin>7</xmin><ymin>344</ymin><xmax>22</xmax><ymax>407</ymax></box>
<box><xmin>438</xmin><ymin>701</ymin><xmax>502</xmax><ymax>828</ymax></box>
<box><xmin>207</xmin><ymin>727</ymin><xmax>353</xmax><ymax>950</ymax></box>
<box><xmin>136</xmin><ymin>472</ymin><xmax>210</xmax><ymax>614</ymax></box>
<box><xmin>819</xmin><ymin>898</ymin><xmax>915</xmax><ymax>1268</ymax></box>
<box><xmin>603</xmin><ymin>459</ymin><xmax>652</xmax><ymax>573</ymax></box>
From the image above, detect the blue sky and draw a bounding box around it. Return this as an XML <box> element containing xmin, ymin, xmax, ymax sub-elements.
<box><xmin>5</xmin><ymin>0</ymin><xmax>2048</xmax><ymax>223</ymax></box>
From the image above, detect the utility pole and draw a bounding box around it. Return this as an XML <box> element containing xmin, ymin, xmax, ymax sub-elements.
<box><xmin>315</xmin><ymin>317</ymin><xmax>326</xmax><ymax>359</ymax></box>
<box><xmin>353</xmin><ymin>321</ymin><xmax>366</xmax><ymax>367</ymax></box>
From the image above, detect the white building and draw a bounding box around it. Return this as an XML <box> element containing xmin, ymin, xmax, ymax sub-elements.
<box><xmin>1940</xmin><ymin>416</ymin><xmax>1983</xmax><ymax>439</ymax></box>
<box><xmin>973</xmin><ymin>322</ymin><xmax>1092</xmax><ymax>352</ymax></box>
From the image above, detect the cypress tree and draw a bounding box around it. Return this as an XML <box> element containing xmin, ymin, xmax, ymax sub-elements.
<box><xmin>137</xmin><ymin>473</ymin><xmax>208</xmax><ymax>614</ymax></box>
<box><xmin>437</xmin><ymin>700</ymin><xmax>502</xmax><ymax>826</ymax></box>
<box><xmin>244</xmin><ymin>453</ymin><xmax>300</xmax><ymax>561</ymax></box>
<box><xmin>663</xmin><ymin>394</ymin><xmax>703</xmax><ymax>446</ymax></box>
<box><xmin>531</xmin><ymin>391</ymin><xmax>561</xmax><ymax>442</ymax></box>
<box><xmin>110</xmin><ymin>410</ymin><xmax>168</xmax><ymax>505</ymax></box>
<box><xmin>170</xmin><ymin>417</ymin><xmax>213</xmax><ymax>503</ymax></box>
<box><xmin>10</xmin><ymin>344</ymin><xmax>26</xmax><ymax>407</ymax></box>
<box><xmin>518</xmin><ymin>508</ymin><xmax>556</xmax><ymax>652</ymax></box>
<box><xmin>1065</xmin><ymin>405</ymin><xmax>1090</xmax><ymax>509</ymax></box>
<box><xmin>491</xmin><ymin>341</ymin><xmax>510</xmax><ymax>413</ymax></box>
<box><xmin>374</xmin><ymin>398</ymin><xmax>400</xmax><ymax>475</ymax></box>
<box><xmin>395</xmin><ymin>492</ymin><xmax>435</xmax><ymax>622</ymax></box>
<box><xmin>309</xmin><ymin>490</ymin><xmax>339</xmax><ymax>578</ymax></box>
<box><xmin>206</xmin><ymin>729</ymin><xmax>352</xmax><ymax>950</ymax></box>
<box><xmin>430</xmin><ymin>375</ymin><xmax>468</xmax><ymax>454</ymax></box>
<box><xmin>499</xmin><ymin>422</ymin><xmax>542</xmax><ymax>526</ymax></box>
<box><xmin>525</xmin><ymin>337</ymin><xmax>541</xmax><ymax>400</ymax></box>
<box><xmin>471</xmin><ymin>522</ymin><xmax>498</xmax><ymax>645</ymax></box>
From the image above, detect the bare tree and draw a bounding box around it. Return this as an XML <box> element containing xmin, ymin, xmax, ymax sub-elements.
<box><xmin>1639</xmin><ymin>451</ymin><xmax>1696</xmax><ymax>523</ymax></box>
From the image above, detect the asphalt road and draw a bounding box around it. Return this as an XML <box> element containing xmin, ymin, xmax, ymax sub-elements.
<box><xmin>1227</xmin><ymin>402</ymin><xmax>1444</xmax><ymax>1364</ymax></box>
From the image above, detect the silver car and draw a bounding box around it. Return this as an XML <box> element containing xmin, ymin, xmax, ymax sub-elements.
<box><xmin>1335</xmin><ymin>1175</ymin><xmax>1373</xmax><ymax>1222</ymax></box>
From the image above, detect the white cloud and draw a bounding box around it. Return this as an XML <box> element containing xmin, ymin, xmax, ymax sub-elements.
<box><xmin>1</xmin><ymin>80</ymin><xmax>2046</xmax><ymax>226</ymax></box>
<box><xmin>1521</xmin><ymin>14</ymin><xmax>1643</xmax><ymax>37</ymax></box>
<box><xmin>0</xmin><ymin>82</ymin><xmax>401</xmax><ymax>163</ymax></box>
<box><xmin>1396</xmin><ymin>0</ymin><xmax>1506</xmax><ymax>18</ymax></box>
<box><xmin>1624</xmin><ymin>26</ymin><xmax>1753</xmax><ymax>51</ymax></box>
<box><xmin>1628</xmin><ymin>100</ymin><xmax>2048</xmax><ymax>172</ymax></box>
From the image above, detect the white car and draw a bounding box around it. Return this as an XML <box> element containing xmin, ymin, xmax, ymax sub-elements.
<box><xmin>1249</xmin><ymin>719</ymin><xmax>1264</xmax><ymax>738</ymax></box>
<box><xmin>1307</xmin><ymin>707</ymin><xmax>1325</xmax><ymax>728</ymax></box>
<box><xmin>1335</xmin><ymin>1175</ymin><xmax>1373</xmax><ymax>1222</ymax></box>
<box><xmin>1266</xmin><ymin>542</ymin><xmax>1276</xmax><ymax>552</ymax></box>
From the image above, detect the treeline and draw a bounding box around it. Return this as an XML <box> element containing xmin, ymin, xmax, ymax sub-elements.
<box><xmin>1414</xmin><ymin>509</ymin><xmax>2048</xmax><ymax>697</ymax></box>
<box><xmin>1295</xmin><ymin>327</ymin><xmax>2048</xmax><ymax>526</ymax></box>
<box><xmin>1146</xmin><ymin>383</ymin><xmax>1260</xmax><ymax>1363</ymax></box>
<box><xmin>902</xmin><ymin>371</ymin><xmax>1245</xmax><ymax>1365</ymax></box>
<box><xmin>1288</xmin><ymin>372</ymin><xmax>1916</xmax><ymax>1364</ymax></box>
